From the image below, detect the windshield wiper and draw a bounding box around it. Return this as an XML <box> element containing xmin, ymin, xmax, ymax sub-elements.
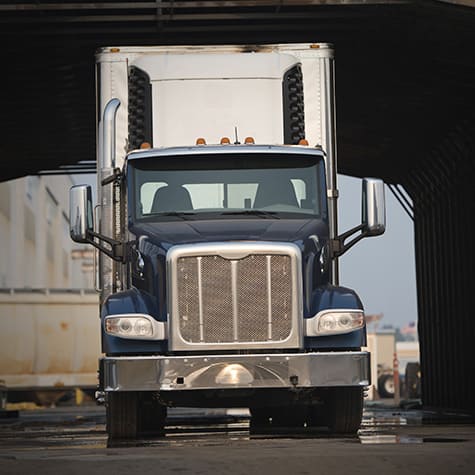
<box><xmin>146</xmin><ymin>211</ymin><xmax>197</xmax><ymax>220</ymax></box>
<box><xmin>220</xmin><ymin>210</ymin><xmax>280</xmax><ymax>219</ymax></box>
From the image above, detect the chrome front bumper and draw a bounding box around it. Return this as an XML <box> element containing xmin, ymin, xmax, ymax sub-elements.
<box><xmin>102</xmin><ymin>352</ymin><xmax>370</xmax><ymax>391</ymax></box>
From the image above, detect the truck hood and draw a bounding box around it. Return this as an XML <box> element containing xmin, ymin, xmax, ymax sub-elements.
<box><xmin>127</xmin><ymin>217</ymin><xmax>331</xmax><ymax>326</ymax></box>
<box><xmin>130</xmin><ymin>218</ymin><xmax>328</xmax><ymax>251</ymax></box>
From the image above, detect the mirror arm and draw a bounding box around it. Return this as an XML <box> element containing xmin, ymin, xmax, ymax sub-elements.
<box><xmin>86</xmin><ymin>229</ymin><xmax>127</xmax><ymax>262</ymax></box>
<box><xmin>101</xmin><ymin>167</ymin><xmax>122</xmax><ymax>186</ymax></box>
<box><xmin>331</xmin><ymin>224</ymin><xmax>367</xmax><ymax>258</ymax></box>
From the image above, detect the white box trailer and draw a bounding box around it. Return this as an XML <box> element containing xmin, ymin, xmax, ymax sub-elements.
<box><xmin>96</xmin><ymin>44</ymin><xmax>336</xmax><ymax>167</ymax></box>
<box><xmin>0</xmin><ymin>289</ymin><xmax>101</xmax><ymax>403</ymax></box>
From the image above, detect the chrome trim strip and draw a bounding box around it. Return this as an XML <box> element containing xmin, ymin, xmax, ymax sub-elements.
<box><xmin>197</xmin><ymin>256</ymin><xmax>204</xmax><ymax>342</ymax></box>
<box><xmin>127</xmin><ymin>144</ymin><xmax>325</xmax><ymax>161</ymax></box>
<box><xmin>102</xmin><ymin>352</ymin><xmax>370</xmax><ymax>391</ymax></box>
<box><xmin>266</xmin><ymin>255</ymin><xmax>272</xmax><ymax>340</ymax></box>
<box><xmin>102</xmin><ymin>98</ymin><xmax>121</xmax><ymax>169</ymax></box>
<box><xmin>231</xmin><ymin>260</ymin><xmax>239</xmax><ymax>342</ymax></box>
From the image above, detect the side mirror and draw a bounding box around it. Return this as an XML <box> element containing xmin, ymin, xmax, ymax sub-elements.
<box><xmin>333</xmin><ymin>178</ymin><xmax>386</xmax><ymax>258</ymax></box>
<box><xmin>362</xmin><ymin>178</ymin><xmax>386</xmax><ymax>236</ymax></box>
<box><xmin>70</xmin><ymin>185</ymin><xmax>94</xmax><ymax>243</ymax></box>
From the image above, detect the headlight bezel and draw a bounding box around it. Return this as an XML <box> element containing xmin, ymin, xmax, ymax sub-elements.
<box><xmin>104</xmin><ymin>313</ymin><xmax>166</xmax><ymax>340</ymax></box>
<box><xmin>305</xmin><ymin>309</ymin><xmax>365</xmax><ymax>336</ymax></box>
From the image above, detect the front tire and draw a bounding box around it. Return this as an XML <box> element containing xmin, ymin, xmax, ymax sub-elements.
<box><xmin>325</xmin><ymin>387</ymin><xmax>364</xmax><ymax>434</ymax></box>
<box><xmin>405</xmin><ymin>362</ymin><xmax>421</xmax><ymax>399</ymax></box>
<box><xmin>378</xmin><ymin>374</ymin><xmax>395</xmax><ymax>398</ymax></box>
<box><xmin>106</xmin><ymin>392</ymin><xmax>166</xmax><ymax>440</ymax></box>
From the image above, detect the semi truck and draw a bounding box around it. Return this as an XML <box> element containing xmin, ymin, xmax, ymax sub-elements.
<box><xmin>70</xmin><ymin>43</ymin><xmax>386</xmax><ymax>439</ymax></box>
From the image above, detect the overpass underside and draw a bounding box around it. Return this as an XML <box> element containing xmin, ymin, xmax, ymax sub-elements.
<box><xmin>0</xmin><ymin>0</ymin><xmax>474</xmax><ymax>415</ymax></box>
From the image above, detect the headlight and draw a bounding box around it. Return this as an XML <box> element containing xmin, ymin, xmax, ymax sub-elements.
<box><xmin>305</xmin><ymin>309</ymin><xmax>365</xmax><ymax>336</ymax></box>
<box><xmin>104</xmin><ymin>314</ymin><xmax>166</xmax><ymax>340</ymax></box>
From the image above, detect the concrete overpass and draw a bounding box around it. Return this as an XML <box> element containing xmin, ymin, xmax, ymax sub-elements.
<box><xmin>0</xmin><ymin>1</ymin><xmax>474</xmax><ymax>415</ymax></box>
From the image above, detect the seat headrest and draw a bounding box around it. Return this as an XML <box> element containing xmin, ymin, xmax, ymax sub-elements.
<box><xmin>151</xmin><ymin>185</ymin><xmax>193</xmax><ymax>213</ymax></box>
<box><xmin>253</xmin><ymin>179</ymin><xmax>299</xmax><ymax>208</ymax></box>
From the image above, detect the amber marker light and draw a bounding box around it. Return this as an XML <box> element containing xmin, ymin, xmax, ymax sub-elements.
<box><xmin>220</xmin><ymin>137</ymin><xmax>231</xmax><ymax>145</ymax></box>
<box><xmin>196</xmin><ymin>138</ymin><xmax>206</xmax><ymax>145</ymax></box>
<box><xmin>244</xmin><ymin>137</ymin><xmax>255</xmax><ymax>144</ymax></box>
<box><xmin>298</xmin><ymin>139</ymin><xmax>309</xmax><ymax>146</ymax></box>
<box><xmin>140</xmin><ymin>142</ymin><xmax>151</xmax><ymax>149</ymax></box>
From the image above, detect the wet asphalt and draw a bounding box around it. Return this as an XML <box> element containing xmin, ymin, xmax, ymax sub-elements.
<box><xmin>0</xmin><ymin>401</ymin><xmax>474</xmax><ymax>475</ymax></box>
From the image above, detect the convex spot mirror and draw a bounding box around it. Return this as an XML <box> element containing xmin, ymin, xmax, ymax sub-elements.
<box><xmin>362</xmin><ymin>178</ymin><xmax>386</xmax><ymax>236</ymax></box>
<box><xmin>70</xmin><ymin>185</ymin><xmax>94</xmax><ymax>243</ymax></box>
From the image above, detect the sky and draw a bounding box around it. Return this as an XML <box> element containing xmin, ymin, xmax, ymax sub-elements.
<box><xmin>74</xmin><ymin>172</ymin><xmax>418</xmax><ymax>330</ymax></box>
<box><xmin>337</xmin><ymin>174</ymin><xmax>418</xmax><ymax>329</ymax></box>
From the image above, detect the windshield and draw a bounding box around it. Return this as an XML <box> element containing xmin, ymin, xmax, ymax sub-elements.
<box><xmin>128</xmin><ymin>153</ymin><xmax>327</xmax><ymax>223</ymax></box>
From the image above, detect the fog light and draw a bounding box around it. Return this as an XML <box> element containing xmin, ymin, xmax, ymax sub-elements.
<box><xmin>215</xmin><ymin>364</ymin><xmax>254</xmax><ymax>385</ymax></box>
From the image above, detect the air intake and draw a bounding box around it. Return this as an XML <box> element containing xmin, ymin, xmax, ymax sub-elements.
<box><xmin>283</xmin><ymin>65</ymin><xmax>305</xmax><ymax>145</ymax></box>
<box><xmin>128</xmin><ymin>66</ymin><xmax>153</xmax><ymax>151</ymax></box>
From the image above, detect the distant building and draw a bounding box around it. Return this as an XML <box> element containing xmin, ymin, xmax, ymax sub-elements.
<box><xmin>0</xmin><ymin>175</ymin><xmax>93</xmax><ymax>289</ymax></box>
<box><xmin>400</xmin><ymin>320</ymin><xmax>418</xmax><ymax>341</ymax></box>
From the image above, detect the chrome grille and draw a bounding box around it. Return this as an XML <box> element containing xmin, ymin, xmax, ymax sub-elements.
<box><xmin>175</xmin><ymin>252</ymin><xmax>294</xmax><ymax>346</ymax></box>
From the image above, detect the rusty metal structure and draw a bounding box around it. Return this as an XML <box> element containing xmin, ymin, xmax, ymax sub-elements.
<box><xmin>0</xmin><ymin>0</ymin><xmax>474</xmax><ymax>415</ymax></box>
<box><xmin>0</xmin><ymin>289</ymin><xmax>100</xmax><ymax>392</ymax></box>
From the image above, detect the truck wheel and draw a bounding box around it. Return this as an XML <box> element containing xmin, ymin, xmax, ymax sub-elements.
<box><xmin>107</xmin><ymin>392</ymin><xmax>166</xmax><ymax>439</ymax></box>
<box><xmin>405</xmin><ymin>362</ymin><xmax>421</xmax><ymax>399</ymax></box>
<box><xmin>378</xmin><ymin>374</ymin><xmax>395</xmax><ymax>398</ymax></box>
<box><xmin>325</xmin><ymin>387</ymin><xmax>363</xmax><ymax>435</ymax></box>
<box><xmin>138</xmin><ymin>393</ymin><xmax>167</xmax><ymax>437</ymax></box>
<box><xmin>107</xmin><ymin>392</ymin><xmax>139</xmax><ymax>439</ymax></box>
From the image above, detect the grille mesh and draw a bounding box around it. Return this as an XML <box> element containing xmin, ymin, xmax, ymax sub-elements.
<box><xmin>201</xmin><ymin>256</ymin><xmax>234</xmax><ymax>342</ymax></box>
<box><xmin>177</xmin><ymin>253</ymin><xmax>293</xmax><ymax>344</ymax></box>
